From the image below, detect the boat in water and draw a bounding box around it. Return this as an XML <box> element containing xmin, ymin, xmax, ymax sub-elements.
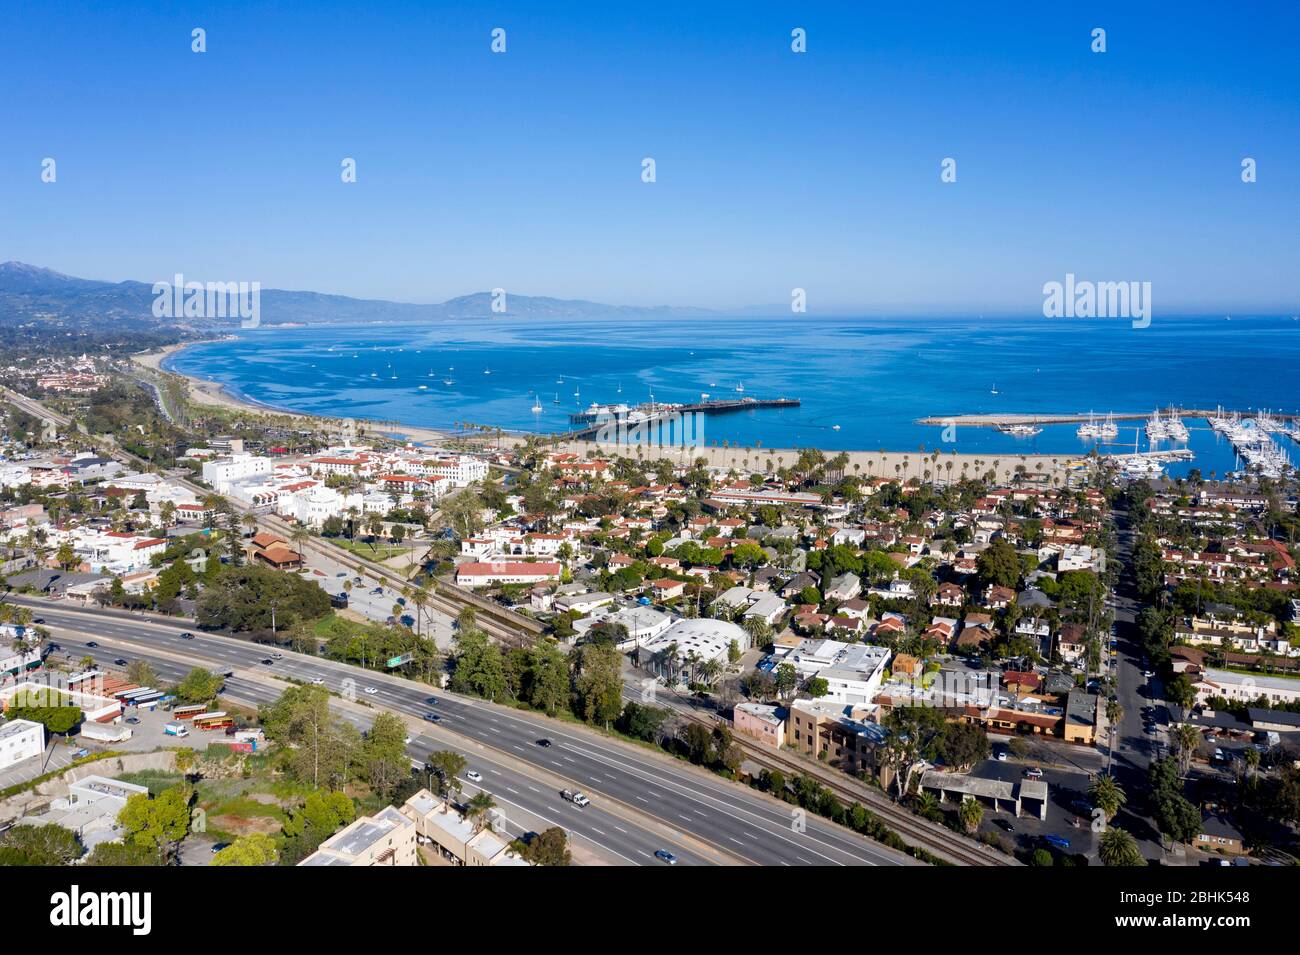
<box><xmin>997</xmin><ymin>423</ymin><xmax>1042</xmax><ymax>437</ymax></box>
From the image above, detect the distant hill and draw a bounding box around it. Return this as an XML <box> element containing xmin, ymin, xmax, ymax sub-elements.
<box><xmin>0</xmin><ymin>261</ymin><xmax>715</xmax><ymax>330</ymax></box>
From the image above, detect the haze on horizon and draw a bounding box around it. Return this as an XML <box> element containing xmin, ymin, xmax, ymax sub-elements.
<box><xmin>1</xmin><ymin>1</ymin><xmax>1297</xmax><ymax>315</ymax></box>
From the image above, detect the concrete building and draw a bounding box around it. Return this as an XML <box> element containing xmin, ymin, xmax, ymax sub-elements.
<box><xmin>639</xmin><ymin>618</ymin><xmax>750</xmax><ymax>680</ymax></box>
<box><xmin>785</xmin><ymin>698</ymin><xmax>886</xmax><ymax>774</ymax></box>
<box><xmin>299</xmin><ymin>805</ymin><xmax>419</xmax><ymax>866</ymax></box>
<box><xmin>783</xmin><ymin>638</ymin><xmax>892</xmax><ymax>707</ymax></box>
<box><xmin>21</xmin><ymin>775</ymin><xmax>149</xmax><ymax>851</ymax></box>
<box><xmin>733</xmin><ymin>702</ymin><xmax>786</xmax><ymax>748</ymax></box>
<box><xmin>0</xmin><ymin>718</ymin><xmax>44</xmax><ymax>770</ymax></box>
<box><xmin>399</xmin><ymin>789</ymin><xmax>530</xmax><ymax>866</ymax></box>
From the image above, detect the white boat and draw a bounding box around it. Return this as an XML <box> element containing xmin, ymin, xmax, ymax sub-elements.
<box><xmin>418</xmin><ymin>384</ymin><xmax>427</xmax><ymax>390</ymax></box>
<box><xmin>1099</xmin><ymin>413</ymin><xmax>1118</xmax><ymax>438</ymax></box>
<box><xmin>831</xmin><ymin>424</ymin><xmax>841</xmax><ymax>431</ymax></box>
<box><xmin>1077</xmin><ymin>412</ymin><xmax>1101</xmax><ymax>438</ymax></box>
<box><xmin>998</xmin><ymin>423</ymin><xmax>1042</xmax><ymax>437</ymax></box>
<box><xmin>990</xmin><ymin>383</ymin><xmax>998</xmax><ymax>395</ymax></box>
<box><xmin>736</xmin><ymin>382</ymin><xmax>745</xmax><ymax>393</ymax></box>
<box><xmin>531</xmin><ymin>397</ymin><xmax>542</xmax><ymax>413</ymax></box>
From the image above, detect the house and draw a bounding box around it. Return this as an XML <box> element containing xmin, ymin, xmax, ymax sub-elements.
<box><xmin>650</xmin><ymin>578</ymin><xmax>686</xmax><ymax>601</ymax></box>
<box><xmin>1196</xmin><ymin>811</ymin><xmax>1246</xmax><ymax>856</ymax></box>
<box><xmin>455</xmin><ymin>561</ymin><xmax>562</xmax><ymax>588</ymax></box>
<box><xmin>935</xmin><ymin>583</ymin><xmax>965</xmax><ymax>607</ymax></box>
<box><xmin>983</xmin><ymin>585</ymin><xmax>1016</xmax><ymax>609</ymax></box>
<box><xmin>825</xmin><ymin>572</ymin><xmax>862</xmax><ymax>601</ymax></box>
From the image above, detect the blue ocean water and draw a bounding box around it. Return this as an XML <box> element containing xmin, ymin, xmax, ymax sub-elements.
<box><xmin>165</xmin><ymin>314</ymin><xmax>1300</xmax><ymax>479</ymax></box>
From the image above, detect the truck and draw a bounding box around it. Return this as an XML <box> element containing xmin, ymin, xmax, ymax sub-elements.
<box><xmin>163</xmin><ymin>722</ymin><xmax>190</xmax><ymax>737</ymax></box>
<box><xmin>560</xmin><ymin>789</ymin><xmax>590</xmax><ymax>807</ymax></box>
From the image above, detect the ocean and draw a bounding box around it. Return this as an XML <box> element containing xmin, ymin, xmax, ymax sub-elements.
<box><xmin>163</xmin><ymin>314</ymin><xmax>1300</xmax><ymax>479</ymax></box>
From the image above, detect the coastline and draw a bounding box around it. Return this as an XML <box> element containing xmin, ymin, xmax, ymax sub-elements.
<box><xmin>131</xmin><ymin>341</ymin><xmax>452</xmax><ymax>446</ymax></box>
<box><xmin>133</xmin><ymin>341</ymin><xmax>1076</xmax><ymax>478</ymax></box>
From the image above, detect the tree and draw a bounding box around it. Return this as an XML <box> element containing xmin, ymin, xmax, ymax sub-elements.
<box><xmin>426</xmin><ymin>750</ymin><xmax>467</xmax><ymax>796</ymax></box>
<box><xmin>976</xmin><ymin>538</ymin><xmax>1021</xmax><ymax>589</ymax></box>
<box><xmin>935</xmin><ymin>722</ymin><xmax>991</xmax><ymax>770</ymax></box>
<box><xmin>175</xmin><ymin>667</ymin><xmax>224</xmax><ymax>704</ymax></box>
<box><xmin>958</xmin><ymin>796</ymin><xmax>984</xmax><ymax>834</ymax></box>
<box><xmin>515</xmin><ymin>826</ymin><xmax>570</xmax><ymax>866</ymax></box>
<box><xmin>363</xmin><ymin>711</ymin><xmax>411</xmax><ymax>799</ymax></box>
<box><xmin>1099</xmin><ymin>827</ymin><xmax>1146</xmax><ymax>866</ymax></box>
<box><xmin>805</xmin><ymin>676</ymin><xmax>829</xmax><ymax>698</ymax></box>
<box><xmin>1089</xmin><ymin>774</ymin><xmax>1126</xmax><ymax>821</ymax></box>
<box><xmin>0</xmin><ymin>824</ymin><xmax>82</xmax><ymax>865</ymax></box>
<box><xmin>211</xmin><ymin>833</ymin><xmax>279</xmax><ymax>866</ymax></box>
<box><xmin>118</xmin><ymin>785</ymin><xmax>193</xmax><ymax>856</ymax></box>
<box><xmin>464</xmin><ymin>791</ymin><xmax>497</xmax><ymax>832</ymax></box>
<box><xmin>126</xmin><ymin>660</ymin><xmax>159</xmax><ymax>687</ymax></box>
<box><xmin>260</xmin><ymin>685</ymin><xmax>360</xmax><ymax>789</ymax></box>
<box><xmin>571</xmin><ymin>642</ymin><xmax>623</xmax><ymax>727</ymax></box>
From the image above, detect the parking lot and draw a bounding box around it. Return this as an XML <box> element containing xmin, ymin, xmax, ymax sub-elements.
<box><xmin>0</xmin><ymin>738</ymin><xmax>80</xmax><ymax>791</ymax></box>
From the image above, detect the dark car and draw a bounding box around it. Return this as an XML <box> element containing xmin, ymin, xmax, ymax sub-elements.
<box><xmin>653</xmin><ymin>849</ymin><xmax>678</xmax><ymax>865</ymax></box>
<box><xmin>113</xmin><ymin>658</ymin><xmax>128</xmax><ymax>666</ymax></box>
<box><xmin>371</xmin><ymin>587</ymin><xmax>384</xmax><ymax>595</ymax></box>
<box><xmin>86</xmin><ymin>641</ymin><xmax>98</xmax><ymax>648</ymax></box>
<box><xmin>125</xmin><ymin>717</ymin><xmax>140</xmax><ymax>725</ymax></box>
<box><xmin>210</xmin><ymin>842</ymin><xmax>231</xmax><ymax>854</ymax></box>
<box><xmin>536</xmin><ymin>738</ymin><xmax>552</xmax><ymax>748</ymax></box>
<box><xmin>261</xmin><ymin>658</ymin><xmax>274</xmax><ymax>665</ymax></box>
<box><xmin>32</xmin><ymin>617</ymin><xmax>44</xmax><ymax>624</ymax></box>
<box><xmin>995</xmin><ymin>819</ymin><xmax>1014</xmax><ymax>832</ymax></box>
<box><xmin>425</xmin><ymin>696</ymin><xmax>438</xmax><ymax>706</ymax></box>
<box><xmin>180</xmin><ymin>631</ymin><xmax>195</xmax><ymax>640</ymax></box>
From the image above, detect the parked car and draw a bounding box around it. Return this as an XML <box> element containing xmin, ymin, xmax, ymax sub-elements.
<box><xmin>210</xmin><ymin>842</ymin><xmax>231</xmax><ymax>854</ymax></box>
<box><xmin>1043</xmin><ymin>834</ymin><xmax>1071</xmax><ymax>851</ymax></box>
<box><xmin>995</xmin><ymin>819</ymin><xmax>1014</xmax><ymax>832</ymax></box>
<box><xmin>1023</xmin><ymin>767</ymin><xmax>1044</xmax><ymax>779</ymax></box>
<box><xmin>125</xmin><ymin>717</ymin><xmax>140</xmax><ymax>725</ymax></box>
<box><xmin>995</xmin><ymin>749</ymin><xmax>1007</xmax><ymax>761</ymax></box>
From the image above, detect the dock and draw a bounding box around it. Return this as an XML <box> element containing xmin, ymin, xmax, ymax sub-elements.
<box><xmin>917</xmin><ymin>408</ymin><xmax>1299</xmax><ymax>428</ymax></box>
<box><xmin>563</xmin><ymin>396</ymin><xmax>800</xmax><ymax>439</ymax></box>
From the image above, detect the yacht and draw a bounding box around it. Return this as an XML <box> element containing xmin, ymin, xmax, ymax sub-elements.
<box><xmin>998</xmin><ymin>423</ymin><xmax>1042</xmax><ymax>437</ymax></box>
<box><xmin>1146</xmin><ymin>409</ymin><xmax>1170</xmax><ymax>441</ymax></box>
<box><xmin>531</xmin><ymin>395</ymin><xmax>543</xmax><ymax>414</ymax></box>
<box><xmin>1077</xmin><ymin>412</ymin><xmax>1102</xmax><ymax>438</ymax></box>
<box><xmin>831</xmin><ymin>424</ymin><xmax>841</xmax><ymax>431</ymax></box>
<box><xmin>1098</xmin><ymin>413</ymin><xmax>1119</xmax><ymax>439</ymax></box>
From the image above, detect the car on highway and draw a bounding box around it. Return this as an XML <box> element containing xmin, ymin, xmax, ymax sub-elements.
<box><xmin>180</xmin><ymin>631</ymin><xmax>195</xmax><ymax>640</ymax></box>
<box><xmin>86</xmin><ymin>642</ymin><xmax>98</xmax><ymax>648</ymax></box>
<box><xmin>113</xmin><ymin>658</ymin><xmax>128</xmax><ymax>666</ymax></box>
<box><xmin>32</xmin><ymin>617</ymin><xmax>44</xmax><ymax>624</ymax></box>
<box><xmin>466</xmin><ymin>770</ymin><xmax>483</xmax><ymax>783</ymax></box>
<box><xmin>1023</xmin><ymin>767</ymin><xmax>1044</xmax><ymax>779</ymax></box>
<box><xmin>654</xmin><ymin>849</ymin><xmax>678</xmax><ymax>865</ymax></box>
<box><xmin>425</xmin><ymin>696</ymin><xmax>438</xmax><ymax>706</ymax></box>
<box><xmin>363</xmin><ymin>686</ymin><xmax>379</xmax><ymax>695</ymax></box>
<box><xmin>271</xmin><ymin>652</ymin><xmax>283</xmax><ymax>659</ymax></box>
<box><xmin>336</xmin><ymin>571</ymin><xmax>348</xmax><ymax>577</ymax></box>
<box><xmin>536</xmin><ymin>738</ymin><xmax>552</xmax><ymax>748</ymax></box>
<box><xmin>261</xmin><ymin>658</ymin><xmax>274</xmax><ymax>666</ymax></box>
<box><xmin>311</xmin><ymin>678</ymin><xmax>325</xmax><ymax>685</ymax></box>
<box><xmin>423</xmin><ymin>712</ymin><xmax>441</xmax><ymax>723</ymax></box>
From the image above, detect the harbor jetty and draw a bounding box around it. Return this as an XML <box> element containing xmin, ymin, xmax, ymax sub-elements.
<box><xmin>917</xmin><ymin>408</ymin><xmax>1299</xmax><ymax>428</ymax></box>
<box><xmin>565</xmin><ymin>395</ymin><xmax>799</xmax><ymax>438</ymax></box>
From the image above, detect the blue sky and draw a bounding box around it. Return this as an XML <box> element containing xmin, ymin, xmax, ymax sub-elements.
<box><xmin>1</xmin><ymin>1</ymin><xmax>1297</xmax><ymax>313</ymax></box>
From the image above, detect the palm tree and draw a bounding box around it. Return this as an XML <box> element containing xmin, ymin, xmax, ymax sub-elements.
<box><xmin>465</xmin><ymin>791</ymin><xmax>497</xmax><ymax>832</ymax></box>
<box><xmin>958</xmin><ymin>796</ymin><xmax>984</xmax><ymax>834</ymax></box>
<box><xmin>1088</xmin><ymin>774</ymin><xmax>1126</xmax><ymax>821</ymax></box>
<box><xmin>1099</xmin><ymin>826</ymin><xmax>1145</xmax><ymax>866</ymax></box>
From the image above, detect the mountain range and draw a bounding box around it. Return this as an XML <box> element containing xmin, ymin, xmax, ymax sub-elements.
<box><xmin>0</xmin><ymin>261</ymin><xmax>716</xmax><ymax>332</ymax></box>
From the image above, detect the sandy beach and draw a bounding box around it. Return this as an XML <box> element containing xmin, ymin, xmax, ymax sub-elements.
<box><xmin>133</xmin><ymin>343</ymin><xmax>1081</xmax><ymax>479</ymax></box>
<box><xmin>131</xmin><ymin>342</ymin><xmax>451</xmax><ymax>446</ymax></box>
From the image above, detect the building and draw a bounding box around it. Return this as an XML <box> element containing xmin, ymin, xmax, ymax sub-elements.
<box><xmin>1193</xmin><ymin>669</ymin><xmax>1300</xmax><ymax>707</ymax></box>
<box><xmin>733</xmin><ymin>702</ymin><xmax>786</xmax><ymax>748</ymax></box>
<box><xmin>201</xmin><ymin>453</ymin><xmax>272</xmax><ymax>492</ymax></box>
<box><xmin>0</xmin><ymin>718</ymin><xmax>44</xmax><ymax>770</ymax></box>
<box><xmin>782</xmin><ymin>638</ymin><xmax>891</xmax><ymax>707</ymax></box>
<box><xmin>299</xmin><ymin>805</ymin><xmax>419</xmax><ymax>866</ymax></box>
<box><xmin>639</xmin><ymin>618</ymin><xmax>750</xmax><ymax>680</ymax></box>
<box><xmin>785</xmin><ymin>698</ymin><xmax>886</xmax><ymax>774</ymax></box>
<box><xmin>454</xmin><ymin>561</ymin><xmax>562</xmax><ymax>588</ymax></box>
<box><xmin>1063</xmin><ymin>690</ymin><xmax>1100</xmax><ymax>745</ymax></box>
<box><xmin>20</xmin><ymin>775</ymin><xmax>149</xmax><ymax>851</ymax></box>
<box><xmin>399</xmin><ymin>789</ymin><xmax>530</xmax><ymax>866</ymax></box>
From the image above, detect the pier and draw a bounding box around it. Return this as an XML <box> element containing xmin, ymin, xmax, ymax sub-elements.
<box><xmin>563</xmin><ymin>396</ymin><xmax>800</xmax><ymax>439</ymax></box>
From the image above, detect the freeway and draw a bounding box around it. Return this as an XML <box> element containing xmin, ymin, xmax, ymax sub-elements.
<box><xmin>19</xmin><ymin>598</ymin><xmax>916</xmax><ymax>867</ymax></box>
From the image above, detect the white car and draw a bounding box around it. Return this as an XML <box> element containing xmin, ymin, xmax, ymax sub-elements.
<box><xmin>466</xmin><ymin>770</ymin><xmax>483</xmax><ymax>783</ymax></box>
<box><xmin>364</xmin><ymin>686</ymin><xmax>379</xmax><ymax>695</ymax></box>
<box><xmin>311</xmin><ymin>678</ymin><xmax>325</xmax><ymax>685</ymax></box>
<box><xmin>1143</xmin><ymin>670</ymin><xmax>1154</xmax><ymax>679</ymax></box>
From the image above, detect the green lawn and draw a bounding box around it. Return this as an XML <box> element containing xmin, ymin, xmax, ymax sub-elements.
<box><xmin>328</xmin><ymin>536</ymin><xmax>415</xmax><ymax>562</ymax></box>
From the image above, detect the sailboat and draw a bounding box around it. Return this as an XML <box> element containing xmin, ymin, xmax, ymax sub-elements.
<box><xmin>552</xmin><ymin>392</ymin><xmax>560</xmax><ymax>404</ymax></box>
<box><xmin>531</xmin><ymin>394</ymin><xmax>543</xmax><ymax>414</ymax></box>
<box><xmin>735</xmin><ymin>381</ymin><xmax>745</xmax><ymax>393</ymax></box>
<box><xmin>990</xmin><ymin>383</ymin><xmax>999</xmax><ymax>395</ymax></box>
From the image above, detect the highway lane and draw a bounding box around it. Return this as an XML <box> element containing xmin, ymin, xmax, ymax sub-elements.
<box><xmin>44</xmin><ymin>626</ymin><xmax>718</xmax><ymax>867</ymax></box>
<box><xmin>23</xmin><ymin>600</ymin><xmax>914</xmax><ymax>866</ymax></box>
